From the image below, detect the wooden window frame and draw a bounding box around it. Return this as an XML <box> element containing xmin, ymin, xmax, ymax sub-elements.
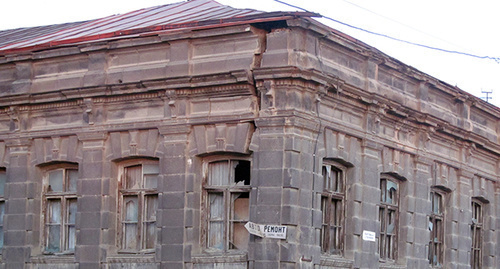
<box><xmin>117</xmin><ymin>159</ymin><xmax>159</xmax><ymax>253</ymax></box>
<box><xmin>42</xmin><ymin>164</ymin><xmax>78</xmax><ymax>254</ymax></box>
<box><xmin>0</xmin><ymin>168</ymin><xmax>6</xmax><ymax>251</ymax></box>
<box><xmin>378</xmin><ymin>175</ymin><xmax>400</xmax><ymax>261</ymax></box>
<box><xmin>428</xmin><ymin>190</ymin><xmax>445</xmax><ymax>266</ymax></box>
<box><xmin>202</xmin><ymin>157</ymin><xmax>251</xmax><ymax>253</ymax></box>
<box><xmin>470</xmin><ymin>199</ymin><xmax>483</xmax><ymax>269</ymax></box>
<box><xmin>320</xmin><ymin>162</ymin><xmax>345</xmax><ymax>256</ymax></box>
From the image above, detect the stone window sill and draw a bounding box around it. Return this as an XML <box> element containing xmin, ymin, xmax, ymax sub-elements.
<box><xmin>31</xmin><ymin>255</ymin><xmax>75</xmax><ymax>264</ymax></box>
<box><xmin>192</xmin><ymin>252</ymin><xmax>247</xmax><ymax>264</ymax></box>
<box><xmin>379</xmin><ymin>262</ymin><xmax>406</xmax><ymax>269</ymax></box>
<box><xmin>320</xmin><ymin>255</ymin><xmax>353</xmax><ymax>268</ymax></box>
<box><xmin>107</xmin><ymin>254</ymin><xmax>155</xmax><ymax>264</ymax></box>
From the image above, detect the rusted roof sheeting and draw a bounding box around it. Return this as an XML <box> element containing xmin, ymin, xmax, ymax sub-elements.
<box><xmin>0</xmin><ymin>21</ymin><xmax>89</xmax><ymax>49</ymax></box>
<box><xmin>0</xmin><ymin>0</ymin><xmax>316</xmax><ymax>56</ymax></box>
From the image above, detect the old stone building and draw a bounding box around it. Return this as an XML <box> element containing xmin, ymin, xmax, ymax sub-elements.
<box><xmin>0</xmin><ymin>0</ymin><xmax>498</xmax><ymax>268</ymax></box>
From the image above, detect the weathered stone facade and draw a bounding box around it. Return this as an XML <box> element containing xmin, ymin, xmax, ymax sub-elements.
<box><xmin>0</xmin><ymin>3</ymin><xmax>498</xmax><ymax>269</ymax></box>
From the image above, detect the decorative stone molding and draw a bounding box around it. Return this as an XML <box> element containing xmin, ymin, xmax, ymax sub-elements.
<box><xmin>324</xmin><ymin>128</ymin><xmax>361</xmax><ymax>165</ymax></box>
<box><xmin>31</xmin><ymin>136</ymin><xmax>81</xmax><ymax>165</ymax></box>
<box><xmin>381</xmin><ymin>147</ymin><xmax>415</xmax><ymax>179</ymax></box>
<box><xmin>189</xmin><ymin>122</ymin><xmax>253</xmax><ymax>156</ymax></box>
<box><xmin>107</xmin><ymin>129</ymin><xmax>161</xmax><ymax>160</ymax></box>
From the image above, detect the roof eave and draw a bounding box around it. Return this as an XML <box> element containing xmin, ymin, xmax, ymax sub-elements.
<box><xmin>0</xmin><ymin>11</ymin><xmax>319</xmax><ymax>57</ymax></box>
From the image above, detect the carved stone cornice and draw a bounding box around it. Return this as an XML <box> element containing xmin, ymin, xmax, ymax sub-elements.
<box><xmin>253</xmin><ymin>66</ymin><xmax>339</xmax><ymax>89</ymax></box>
<box><xmin>255</xmin><ymin>115</ymin><xmax>320</xmax><ymax>134</ymax></box>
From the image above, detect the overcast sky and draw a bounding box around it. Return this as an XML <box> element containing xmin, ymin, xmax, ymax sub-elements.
<box><xmin>1</xmin><ymin>0</ymin><xmax>499</xmax><ymax>108</ymax></box>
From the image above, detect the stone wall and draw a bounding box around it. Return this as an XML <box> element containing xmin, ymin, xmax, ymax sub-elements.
<box><xmin>0</xmin><ymin>17</ymin><xmax>497</xmax><ymax>269</ymax></box>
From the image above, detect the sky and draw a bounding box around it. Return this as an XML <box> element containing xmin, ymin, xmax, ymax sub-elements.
<box><xmin>1</xmin><ymin>0</ymin><xmax>499</xmax><ymax>108</ymax></box>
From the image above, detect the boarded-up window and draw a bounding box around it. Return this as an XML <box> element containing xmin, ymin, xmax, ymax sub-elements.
<box><xmin>205</xmin><ymin>159</ymin><xmax>250</xmax><ymax>251</ymax></box>
<box><xmin>44</xmin><ymin>166</ymin><xmax>78</xmax><ymax>253</ymax></box>
<box><xmin>320</xmin><ymin>164</ymin><xmax>345</xmax><ymax>255</ymax></box>
<box><xmin>428</xmin><ymin>190</ymin><xmax>444</xmax><ymax>266</ymax></box>
<box><xmin>379</xmin><ymin>176</ymin><xmax>399</xmax><ymax>261</ymax></box>
<box><xmin>119</xmin><ymin>161</ymin><xmax>158</xmax><ymax>252</ymax></box>
<box><xmin>470</xmin><ymin>199</ymin><xmax>483</xmax><ymax>269</ymax></box>
<box><xmin>0</xmin><ymin>168</ymin><xmax>6</xmax><ymax>250</ymax></box>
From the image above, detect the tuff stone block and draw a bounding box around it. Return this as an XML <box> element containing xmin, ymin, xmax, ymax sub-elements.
<box><xmin>78</xmin><ymin>195</ymin><xmax>102</xmax><ymax>212</ymax></box>
<box><xmin>255</xmin><ymin>169</ymin><xmax>284</xmax><ymax>187</ymax></box>
<box><xmin>161</xmin><ymin>226</ymin><xmax>184</xmax><ymax>244</ymax></box>
<box><xmin>160</xmin><ymin>209</ymin><xmax>184</xmax><ymax>227</ymax></box>
<box><xmin>162</xmin><ymin>192</ymin><xmax>185</xmax><ymax>209</ymax></box>
<box><xmin>257</xmin><ymin>187</ymin><xmax>282</xmax><ymax>206</ymax></box>
<box><xmin>78</xmin><ymin>228</ymin><xmax>101</xmax><ymax>245</ymax></box>
<box><xmin>75</xmin><ymin>245</ymin><xmax>100</xmax><ymax>262</ymax></box>
<box><xmin>161</xmin><ymin>244</ymin><xmax>184</xmax><ymax>262</ymax></box>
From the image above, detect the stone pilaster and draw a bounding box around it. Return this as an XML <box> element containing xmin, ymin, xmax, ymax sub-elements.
<box><xmin>76</xmin><ymin>132</ymin><xmax>107</xmax><ymax>269</ymax></box>
<box><xmin>351</xmin><ymin>139</ymin><xmax>381</xmax><ymax>269</ymax></box>
<box><xmin>3</xmin><ymin>138</ymin><xmax>31</xmax><ymax>269</ymax></box>
<box><xmin>158</xmin><ymin>125</ymin><xmax>190</xmax><ymax>269</ymax></box>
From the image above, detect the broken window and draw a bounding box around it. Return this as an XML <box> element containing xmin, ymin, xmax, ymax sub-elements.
<box><xmin>119</xmin><ymin>161</ymin><xmax>159</xmax><ymax>252</ymax></box>
<box><xmin>428</xmin><ymin>190</ymin><xmax>444</xmax><ymax>266</ymax></box>
<box><xmin>205</xmin><ymin>159</ymin><xmax>250</xmax><ymax>252</ymax></box>
<box><xmin>378</xmin><ymin>176</ymin><xmax>399</xmax><ymax>261</ymax></box>
<box><xmin>0</xmin><ymin>168</ymin><xmax>5</xmax><ymax>250</ymax></box>
<box><xmin>470</xmin><ymin>199</ymin><xmax>483</xmax><ymax>269</ymax></box>
<box><xmin>43</xmin><ymin>166</ymin><xmax>78</xmax><ymax>253</ymax></box>
<box><xmin>320</xmin><ymin>164</ymin><xmax>345</xmax><ymax>255</ymax></box>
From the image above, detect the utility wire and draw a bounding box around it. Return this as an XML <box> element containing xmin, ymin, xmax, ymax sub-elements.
<box><xmin>273</xmin><ymin>0</ymin><xmax>500</xmax><ymax>63</ymax></box>
<box><xmin>340</xmin><ymin>0</ymin><xmax>468</xmax><ymax>51</ymax></box>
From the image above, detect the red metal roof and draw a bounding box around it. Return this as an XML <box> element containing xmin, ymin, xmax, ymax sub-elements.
<box><xmin>0</xmin><ymin>0</ymin><xmax>317</xmax><ymax>56</ymax></box>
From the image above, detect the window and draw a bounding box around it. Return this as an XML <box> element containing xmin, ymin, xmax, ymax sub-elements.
<box><xmin>470</xmin><ymin>200</ymin><xmax>483</xmax><ymax>269</ymax></box>
<box><xmin>428</xmin><ymin>190</ymin><xmax>444</xmax><ymax>266</ymax></box>
<box><xmin>378</xmin><ymin>176</ymin><xmax>399</xmax><ymax>261</ymax></box>
<box><xmin>43</xmin><ymin>166</ymin><xmax>78</xmax><ymax>253</ymax></box>
<box><xmin>0</xmin><ymin>169</ymin><xmax>5</xmax><ymax>250</ymax></box>
<box><xmin>320</xmin><ymin>163</ymin><xmax>345</xmax><ymax>255</ymax></box>
<box><xmin>119</xmin><ymin>160</ymin><xmax>159</xmax><ymax>252</ymax></box>
<box><xmin>204</xmin><ymin>159</ymin><xmax>250</xmax><ymax>252</ymax></box>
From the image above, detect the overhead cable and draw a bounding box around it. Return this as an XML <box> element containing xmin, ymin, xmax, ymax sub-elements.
<box><xmin>273</xmin><ymin>0</ymin><xmax>500</xmax><ymax>63</ymax></box>
<box><xmin>340</xmin><ymin>0</ymin><xmax>467</xmax><ymax>51</ymax></box>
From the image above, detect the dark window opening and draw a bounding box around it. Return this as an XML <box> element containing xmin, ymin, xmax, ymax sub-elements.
<box><xmin>234</xmin><ymin>160</ymin><xmax>251</xmax><ymax>186</ymax></box>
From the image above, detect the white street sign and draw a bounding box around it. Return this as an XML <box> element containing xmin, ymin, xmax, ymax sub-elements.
<box><xmin>244</xmin><ymin>221</ymin><xmax>264</xmax><ymax>237</ymax></box>
<box><xmin>245</xmin><ymin>222</ymin><xmax>287</xmax><ymax>239</ymax></box>
<box><xmin>362</xmin><ymin>230</ymin><xmax>376</xmax><ymax>242</ymax></box>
